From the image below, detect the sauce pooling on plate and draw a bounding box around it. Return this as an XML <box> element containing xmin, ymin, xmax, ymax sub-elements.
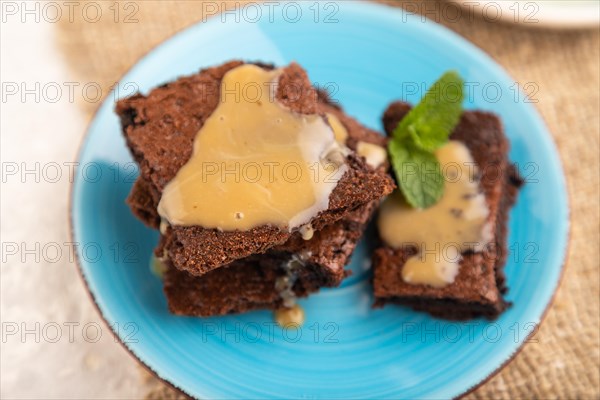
<box><xmin>378</xmin><ymin>141</ymin><xmax>492</xmax><ymax>287</ymax></box>
<box><xmin>158</xmin><ymin>64</ymin><xmax>347</xmax><ymax>232</ymax></box>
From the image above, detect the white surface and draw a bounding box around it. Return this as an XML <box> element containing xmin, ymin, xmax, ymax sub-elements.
<box><xmin>0</xmin><ymin>16</ymin><xmax>149</xmax><ymax>400</ymax></box>
<box><xmin>451</xmin><ymin>0</ymin><xmax>600</xmax><ymax>28</ymax></box>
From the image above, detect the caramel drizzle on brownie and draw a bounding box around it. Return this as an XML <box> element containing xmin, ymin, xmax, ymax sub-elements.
<box><xmin>378</xmin><ymin>141</ymin><xmax>492</xmax><ymax>288</ymax></box>
<box><xmin>157</xmin><ymin>64</ymin><xmax>348</xmax><ymax>232</ymax></box>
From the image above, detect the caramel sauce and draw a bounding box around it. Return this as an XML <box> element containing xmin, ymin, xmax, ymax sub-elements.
<box><xmin>158</xmin><ymin>65</ymin><xmax>347</xmax><ymax>231</ymax></box>
<box><xmin>326</xmin><ymin>113</ymin><xmax>348</xmax><ymax>144</ymax></box>
<box><xmin>299</xmin><ymin>224</ymin><xmax>314</xmax><ymax>240</ymax></box>
<box><xmin>149</xmin><ymin>255</ymin><xmax>167</xmax><ymax>279</ymax></box>
<box><xmin>274</xmin><ymin>304</ymin><xmax>305</xmax><ymax>327</ymax></box>
<box><xmin>356</xmin><ymin>141</ymin><xmax>387</xmax><ymax>169</ymax></box>
<box><xmin>378</xmin><ymin>141</ymin><xmax>491</xmax><ymax>288</ymax></box>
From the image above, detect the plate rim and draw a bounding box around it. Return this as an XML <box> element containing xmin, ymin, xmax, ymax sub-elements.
<box><xmin>69</xmin><ymin>1</ymin><xmax>571</xmax><ymax>398</ymax></box>
<box><xmin>450</xmin><ymin>0</ymin><xmax>600</xmax><ymax>28</ymax></box>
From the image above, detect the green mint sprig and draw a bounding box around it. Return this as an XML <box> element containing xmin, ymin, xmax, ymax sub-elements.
<box><xmin>389</xmin><ymin>71</ymin><xmax>464</xmax><ymax>209</ymax></box>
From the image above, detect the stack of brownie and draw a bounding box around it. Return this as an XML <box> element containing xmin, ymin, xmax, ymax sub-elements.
<box><xmin>116</xmin><ymin>61</ymin><xmax>394</xmax><ymax>316</ymax></box>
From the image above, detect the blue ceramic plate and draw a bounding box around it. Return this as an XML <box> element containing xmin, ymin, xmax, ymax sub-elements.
<box><xmin>71</xmin><ymin>2</ymin><xmax>569</xmax><ymax>398</ymax></box>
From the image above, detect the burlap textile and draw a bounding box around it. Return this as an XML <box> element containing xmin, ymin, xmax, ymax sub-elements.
<box><xmin>56</xmin><ymin>1</ymin><xmax>599</xmax><ymax>398</ymax></box>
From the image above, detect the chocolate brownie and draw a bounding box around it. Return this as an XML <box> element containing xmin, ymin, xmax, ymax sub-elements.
<box><xmin>117</xmin><ymin>61</ymin><xmax>394</xmax><ymax>276</ymax></box>
<box><xmin>372</xmin><ymin>101</ymin><xmax>522</xmax><ymax>320</ymax></box>
<box><xmin>126</xmin><ymin>89</ymin><xmax>391</xmax><ymax>316</ymax></box>
<box><xmin>163</xmin><ymin>200</ymin><xmax>378</xmax><ymax>316</ymax></box>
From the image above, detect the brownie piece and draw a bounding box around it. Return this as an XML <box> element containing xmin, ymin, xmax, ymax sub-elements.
<box><xmin>127</xmin><ymin>90</ymin><xmax>389</xmax><ymax>231</ymax></box>
<box><xmin>164</xmin><ymin>200</ymin><xmax>378</xmax><ymax>316</ymax></box>
<box><xmin>116</xmin><ymin>61</ymin><xmax>394</xmax><ymax>277</ymax></box>
<box><xmin>372</xmin><ymin>101</ymin><xmax>522</xmax><ymax>320</ymax></box>
<box><xmin>127</xmin><ymin>177</ymin><xmax>160</xmax><ymax>229</ymax></box>
<box><xmin>127</xmin><ymin>91</ymin><xmax>391</xmax><ymax>316</ymax></box>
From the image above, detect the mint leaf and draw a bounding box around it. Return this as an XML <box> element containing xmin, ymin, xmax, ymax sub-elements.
<box><xmin>392</xmin><ymin>71</ymin><xmax>464</xmax><ymax>152</ymax></box>
<box><xmin>388</xmin><ymin>70</ymin><xmax>464</xmax><ymax>209</ymax></box>
<box><xmin>389</xmin><ymin>140</ymin><xmax>444</xmax><ymax>208</ymax></box>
